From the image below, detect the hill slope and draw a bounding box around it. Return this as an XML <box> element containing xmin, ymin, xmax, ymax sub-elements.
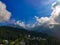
<box><xmin>0</xmin><ymin>26</ymin><xmax>60</xmax><ymax>45</ymax></box>
<box><xmin>0</xmin><ymin>26</ymin><xmax>48</xmax><ymax>40</ymax></box>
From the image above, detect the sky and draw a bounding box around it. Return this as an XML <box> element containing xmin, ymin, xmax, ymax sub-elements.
<box><xmin>0</xmin><ymin>0</ymin><xmax>55</xmax><ymax>24</ymax></box>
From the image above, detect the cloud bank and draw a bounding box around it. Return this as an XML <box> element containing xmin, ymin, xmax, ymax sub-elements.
<box><xmin>15</xmin><ymin>21</ymin><xmax>25</xmax><ymax>28</ymax></box>
<box><xmin>35</xmin><ymin>1</ymin><xmax>60</xmax><ymax>28</ymax></box>
<box><xmin>0</xmin><ymin>1</ymin><xmax>11</xmax><ymax>22</ymax></box>
<box><xmin>13</xmin><ymin>0</ymin><xmax>60</xmax><ymax>30</ymax></box>
<box><xmin>14</xmin><ymin>20</ymin><xmax>36</xmax><ymax>29</ymax></box>
<box><xmin>16</xmin><ymin>1</ymin><xmax>60</xmax><ymax>29</ymax></box>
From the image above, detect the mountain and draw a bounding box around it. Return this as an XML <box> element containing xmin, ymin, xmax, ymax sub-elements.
<box><xmin>32</xmin><ymin>24</ymin><xmax>60</xmax><ymax>39</ymax></box>
<box><xmin>31</xmin><ymin>25</ymin><xmax>53</xmax><ymax>36</ymax></box>
<box><xmin>0</xmin><ymin>26</ymin><xmax>48</xmax><ymax>40</ymax></box>
<box><xmin>0</xmin><ymin>26</ymin><xmax>60</xmax><ymax>45</ymax></box>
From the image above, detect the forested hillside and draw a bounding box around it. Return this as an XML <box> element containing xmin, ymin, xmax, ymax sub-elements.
<box><xmin>0</xmin><ymin>26</ymin><xmax>60</xmax><ymax>45</ymax></box>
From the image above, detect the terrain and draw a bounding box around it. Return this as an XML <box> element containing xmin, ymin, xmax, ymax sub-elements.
<box><xmin>0</xmin><ymin>26</ymin><xmax>60</xmax><ymax>45</ymax></box>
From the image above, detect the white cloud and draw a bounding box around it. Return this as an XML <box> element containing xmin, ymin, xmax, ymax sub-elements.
<box><xmin>14</xmin><ymin>20</ymin><xmax>36</xmax><ymax>29</ymax></box>
<box><xmin>0</xmin><ymin>1</ymin><xmax>11</xmax><ymax>22</ymax></box>
<box><xmin>26</xmin><ymin>24</ymin><xmax>36</xmax><ymax>28</ymax></box>
<box><xmin>35</xmin><ymin>16</ymin><xmax>49</xmax><ymax>25</ymax></box>
<box><xmin>16</xmin><ymin>21</ymin><xmax>25</xmax><ymax>28</ymax></box>
<box><xmin>35</xmin><ymin>1</ymin><xmax>60</xmax><ymax>28</ymax></box>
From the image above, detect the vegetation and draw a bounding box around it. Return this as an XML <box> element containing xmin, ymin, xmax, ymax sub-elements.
<box><xmin>0</xmin><ymin>26</ymin><xmax>60</xmax><ymax>45</ymax></box>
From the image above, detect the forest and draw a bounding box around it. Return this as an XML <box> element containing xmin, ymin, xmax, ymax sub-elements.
<box><xmin>0</xmin><ymin>26</ymin><xmax>60</xmax><ymax>45</ymax></box>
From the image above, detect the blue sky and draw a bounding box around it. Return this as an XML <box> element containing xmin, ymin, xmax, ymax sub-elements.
<box><xmin>1</xmin><ymin>0</ymin><xmax>55</xmax><ymax>24</ymax></box>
